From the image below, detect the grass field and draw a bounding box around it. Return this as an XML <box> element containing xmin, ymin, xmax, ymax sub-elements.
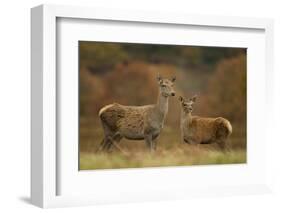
<box><xmin>79</xmin><ymin>121</ymin><xmax>246</xmax><ymax>170</ymax></box>
<box><xmin>80</xmin><ymin>147</ymin><xmax>246</xmax><ymax>170</ymax></box>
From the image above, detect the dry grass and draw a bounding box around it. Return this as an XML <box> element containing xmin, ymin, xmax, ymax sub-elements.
<box><xmin>80</xmin><ymin>140</ymin><xmax>246</xmax><ymax>170</ymax></box>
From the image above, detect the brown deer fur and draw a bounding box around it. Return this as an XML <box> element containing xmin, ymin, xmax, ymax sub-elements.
<box><xmin>179</xmin><ymin>95</ymin><xmax>232</xmax><ymax>150</ymax></box>
<box><xmin>98</xmin><ymin>74</ymin><xmax>176</xmax><ymax>152</ymax></box>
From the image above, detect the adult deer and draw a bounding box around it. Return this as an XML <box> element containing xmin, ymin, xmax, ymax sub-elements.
<box><xmin>98</xmin><ymin>74</ymin><xmax>176</xmax><ymax>153</ymax></box>
<box><xmin>179</xmin><ymin>95</ymin><xmax>232</xmax><ymax>151</ymax></box>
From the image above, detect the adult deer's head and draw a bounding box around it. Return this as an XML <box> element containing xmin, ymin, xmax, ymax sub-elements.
<box><xmin>157</xmin><ymin>74</ymin><xmax>176</xmax><ymax>97</ymax></box>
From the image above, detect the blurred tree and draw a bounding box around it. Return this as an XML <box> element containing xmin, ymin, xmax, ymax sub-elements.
<box><xmin>201</xmin><ymin>48</ymin><xmax>245</xmax><ymax>65</ymax></box>
<box><xmin>204</xmin><ymin>54</ymin><xmax>246</xmax><ymax>123</ymax></box>
<box><xmin>180</xmin><ymin>46</ymin><xmax>202</xmax><ymax>66</ymax></box>
<box><xmin>79</xmin><ymin>41</ymin><xmax>246</xmax><ymax>74</ymax></box>
<box><xmin>79</xmin><ymin>41</ymin><xmax>128</xmax><ymax>74</ymax></box>
<box><xmin>122</xmin><ymin>44</ymin><xmax>181</xmax><ymax>64</ymax></box>
<box><xmin>104</xmin><ymin>62</ymin><xmax>158</xmax><ymax>105</ymax></box>
<box><xmin>79</xmin><ymin>68</ymin><xmax>107</xmax><ymax>117</ymax></box>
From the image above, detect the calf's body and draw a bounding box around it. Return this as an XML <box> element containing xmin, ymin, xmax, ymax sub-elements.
<box><xmin>179</xmin><ymin>96</ymin><xmax>232</xmax><ymax>150</ymax></box>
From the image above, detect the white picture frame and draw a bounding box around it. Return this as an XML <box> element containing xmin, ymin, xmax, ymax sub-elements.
<box><xmin>31</xmin><ymin>4</ymin><xmax>274</xmax><ymax>208</ymax></box>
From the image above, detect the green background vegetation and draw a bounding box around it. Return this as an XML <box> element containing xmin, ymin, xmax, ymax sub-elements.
<box><xmin>79</xmin><ymin>41</ymin><xmax>247</xmax><ymax>170</ymax></box>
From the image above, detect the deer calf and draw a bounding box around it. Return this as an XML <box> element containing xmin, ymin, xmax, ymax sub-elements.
<box><xmin>179</xmin><ymin>95</ymin><xmax>232</xmax><ymax>151</ymax></box>
<box><xmin>98</xmin><ymin>74</ymin><xmax>176</xmax><ymax>153</ymax></box>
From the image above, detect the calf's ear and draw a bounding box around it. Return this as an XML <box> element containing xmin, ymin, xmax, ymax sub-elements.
<box><xmin>179</xmin><ymin>96</ymin><xmax>184</xmax><ymax>102</ymax></box>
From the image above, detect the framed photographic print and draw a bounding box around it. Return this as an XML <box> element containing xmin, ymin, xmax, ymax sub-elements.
<box><xmin>31</xmin><ymin>4</ymin><xmax>274</xmax><ymax>208</ymax></box>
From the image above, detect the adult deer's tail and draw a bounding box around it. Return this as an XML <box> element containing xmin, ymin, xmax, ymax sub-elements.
<box><xmin>98</xmin><ymin>104</ymin><xmax>115</xmax><ymax>117</ymax></box>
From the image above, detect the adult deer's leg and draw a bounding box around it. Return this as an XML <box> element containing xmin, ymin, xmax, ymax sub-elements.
<box><xmin>107</xmin><ymin>133</ymin><xmax>123</xmax><ymax>152</ymax></box>
<box><xmin>151</xmin><ymin>136</ymin><xmax>159</xmax><ymax>151</ymax></box>
<box><xmin>152</xmin><ymin>139</ymin><xmax>157</xmax><ymax>151</ymax></box>
<box><xmin>96</xmin><ymin>136</ymin><xmax>111</xmax><ymax>153</ymax></box>
<box><xmin>96</xmin><ymin>138</ymin><xmax>106</xmax><ymax>153</ymax></box>
<box><xmin>104</xmin><ymin>136</ymin><xmax>113</xmax><ymax>151</ymax></box>
<box><xmin>97</xmin><ymin>122</ymin><xmax>114</xmax><ymax>153</ymax></box>
<box><xmin>145</xmin><ymin>134</ymin><xmax>153</xmax><ymax>153</ymax></box>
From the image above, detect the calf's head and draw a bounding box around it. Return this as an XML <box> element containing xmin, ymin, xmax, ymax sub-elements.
<box><xmin>179</xmin><ymin>95</ymin><xmax>197</xmax><ymax>113</ymax></box>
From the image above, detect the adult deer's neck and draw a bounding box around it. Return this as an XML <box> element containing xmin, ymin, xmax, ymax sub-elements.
<box><xmin>156</xmin><ymin>92</ymin><xmax>169</xmax><ymax>118</ymax></box>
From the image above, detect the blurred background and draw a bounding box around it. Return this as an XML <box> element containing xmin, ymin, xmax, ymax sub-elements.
<box><xmin>79</xmin><ymin>41</ymin><xmax>246</xmax><ymax>169</ymax></box>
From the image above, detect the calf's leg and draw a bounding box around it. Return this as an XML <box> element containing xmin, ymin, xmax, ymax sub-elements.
<box><xmin>217</xmin><ymin>139</ymin><xmax>230</xmax><ymax>152</ymax></box>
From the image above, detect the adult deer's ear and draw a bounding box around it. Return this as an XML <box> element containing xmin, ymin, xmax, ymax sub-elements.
<box><xmin>191</xmin><ymin>95</ymin><xmax>197</xmax><ymax>103</ymax></box>
<box><xmin>157</xmin><ymin>73</ymin><xmax>162</xmax><ymax>81</ymax></box>
<box><xmin>157</xmin><ymin>73</ymin><xmax>163</xmax><ymax>83</ymax></box>
<box><xmin>171</xmin><ymin>76</ymin><xmax>176</xmax><ymax>82</ymax></box>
